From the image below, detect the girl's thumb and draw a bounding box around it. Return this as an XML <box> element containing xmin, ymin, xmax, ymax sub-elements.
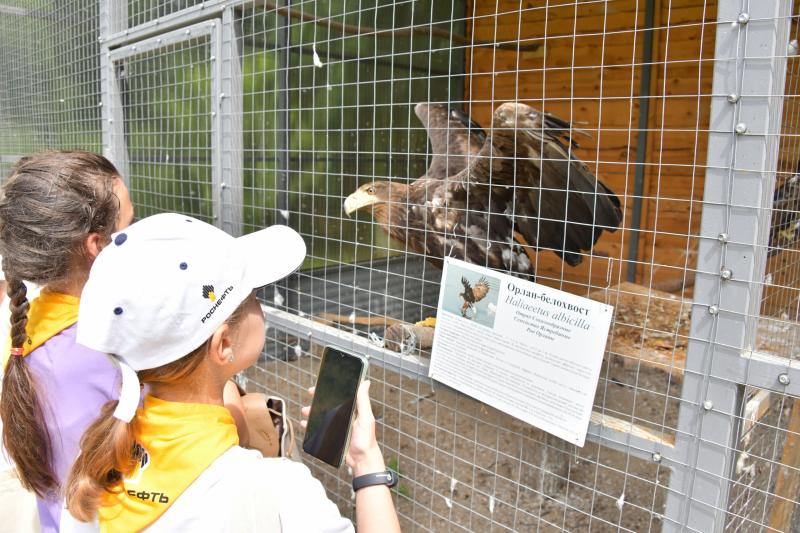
<box><xmin>356</xmin><ymin>380</ymin><xmax>372</xmax><ymax>416</ymax></box>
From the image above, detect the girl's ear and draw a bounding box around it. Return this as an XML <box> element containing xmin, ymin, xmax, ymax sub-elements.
<box><xmin>84</xmin><ymin>233</ymin><xmax>105</xmax><ymax>261</ymax></box>
<box><xmin>208</xmin><ymin>323</ymin><xmax>236</xmax><ymax>367</ymax></box>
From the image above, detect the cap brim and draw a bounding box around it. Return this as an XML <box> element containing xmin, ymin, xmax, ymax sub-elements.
<box><xmin>235</xmin><ymin>225</ymin><xmax>306</xmax><ymax>289</ymax></box>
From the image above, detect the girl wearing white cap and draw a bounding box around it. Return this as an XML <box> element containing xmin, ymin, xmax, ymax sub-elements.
<box><xmin>64</xmin><ymin>213</ymin><xmax>401</xmax><ymax>532</ymax></box>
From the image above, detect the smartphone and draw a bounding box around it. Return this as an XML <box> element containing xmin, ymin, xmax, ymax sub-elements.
<box><xmin>302</xmin><ymin>346</ymin><xmax>368</xmax><ymax>467</ymax></box>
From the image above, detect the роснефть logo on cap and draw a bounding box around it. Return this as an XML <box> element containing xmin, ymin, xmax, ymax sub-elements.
<box><xmin>202</xmin><ymin>285</ymin><xmax>216</xmax><ymax>302</ymax></box>
<box><xmin>201</xmin><ymin>285</ymin><xmax>234</xmax><ymax>323</ymax></box>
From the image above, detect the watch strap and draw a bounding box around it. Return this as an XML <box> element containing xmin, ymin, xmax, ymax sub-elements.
<box><xmin>352</xmin><ymin>470</ymin><xmax>398</xmax><ymax>491</ymax></box>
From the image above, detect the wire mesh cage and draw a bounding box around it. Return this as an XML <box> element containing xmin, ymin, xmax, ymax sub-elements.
<box><xmin>114</xmin><ymin>25</ymin><xmax>217</xmax><ymax>223</ymax></box>
<box><xmin>0</xmin><ymin>0</ymin><xmax>102</xmax><ymax>169</ymax></box>
<box><xmin>2</xmin><ymin>0</ymin><xmax>800</xmax><ymax>531</ymax></box>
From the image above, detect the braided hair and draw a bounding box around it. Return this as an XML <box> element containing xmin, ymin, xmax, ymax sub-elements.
<box><xmin>0</xmin><ymin>150</ymin><xmax>121</xmax><ymax>496</ymax></box>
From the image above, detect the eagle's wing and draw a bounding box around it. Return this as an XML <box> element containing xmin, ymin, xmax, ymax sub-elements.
<box><xmin>460</xmin><ymin>276</ymin><xmax>473</xmax><ymax>297</ymax></box>
<box><xmin>415</xmin><ymin>104</ymin><xmax>486</xmax><ymax>180</ymax></box>
<box><xmin>471</xmin><ymin>278</ymin><xmax>491</xmax><ymax>301</ymax></box>
<box><xmin>449</xmin><ymin>102</ymin><xmax>622</xmax><ymax>266</ymax></box>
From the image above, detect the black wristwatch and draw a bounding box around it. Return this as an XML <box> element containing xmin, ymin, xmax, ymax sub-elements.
<box><xmin>352</xmin><ymin>469</ymin><xmax>398</xmax><ymax>492</ymax></box>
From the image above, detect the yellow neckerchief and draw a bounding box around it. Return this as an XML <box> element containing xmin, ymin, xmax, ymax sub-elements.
<box><xmin>98</xmin><ymin>395</ymin><xmax>239</xmax><ymax>533</ymax></box>
<box><xmin>2</xmin><ymin>291</ymin><xmax>79</xmax><ymax>367</ymax></box>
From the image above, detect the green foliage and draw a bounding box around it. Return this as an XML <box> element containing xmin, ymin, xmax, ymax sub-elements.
<box><xmin>124</xmin><ymin>46</ymin><xmax>215</xmax><ymax>223</ymax></box>
<box><xmin>387</xmin><ymin>456</ymin><xmax>411</xmax><ymax>499</ymax></box>
<box><xmin>239</xmin><ymin>0</ymin><xmax>463</xmax><ymax>268</ymax></box>
<box><xmin>1</xmin><ymin>1</ymin><xmax>465</xmax><ymax>271</ymax></box>
<box><xmin>0</xmin><ymin>0</ymin><xmax>103</xmax><ymax>159</ymax></box>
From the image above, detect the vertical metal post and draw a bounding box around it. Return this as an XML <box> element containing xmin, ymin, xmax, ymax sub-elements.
<box><xmin>208</xmin><ymin>19</ymin><xmax>223</xmax><ymax>229</ymax></box>
<box><xmin>99</xmin><ymin>0</ymin><xmax>129</xmax><ymax>184</ymax></box>
<box><xmin>626</xmin><ymin>0</ymin><xmax>655</xmax><ymax>282</ymax></box>
<box><xmin>663</xmin><ymin>2</ymin><xmax>791</xmax><ymax>532</ymax></box>
<box><xmin>450</xmin><ymin>4</ymin><xmax>466</xmax><ymax>106</ymax></box>
<box><xmin>219</xmin><ymin>6</ymin><xmax>243</xmax><ymax>236</ymax></box>
<box><xmin>276</xmin><ymin>0</ymin><xmax>290</xmax><ymax>224</ymax></box>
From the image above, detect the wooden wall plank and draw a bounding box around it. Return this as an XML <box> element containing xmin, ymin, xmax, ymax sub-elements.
<box><xmin>465</xmin><ymin>0</ymin><xmax>715</xmax><ymax>290</ymax></box>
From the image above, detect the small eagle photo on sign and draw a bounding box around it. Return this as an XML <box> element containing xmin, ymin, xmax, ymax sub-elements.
<box><xmin>441</xmin><ymin>263</ymin><xmax>499</xmax><ymax>329</ymax></box>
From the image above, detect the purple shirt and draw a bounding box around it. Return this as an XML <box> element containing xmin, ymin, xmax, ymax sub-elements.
<box><xmin>26</xmin><ymin>324</ymin><xmax>120</xmax><ymax>532</ymax></box>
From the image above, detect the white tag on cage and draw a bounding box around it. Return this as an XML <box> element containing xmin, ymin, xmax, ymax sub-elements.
<box><xmin>429</xmin><ymin>257</ymin><xmax>613</xmax><ymax>447</ymax></box>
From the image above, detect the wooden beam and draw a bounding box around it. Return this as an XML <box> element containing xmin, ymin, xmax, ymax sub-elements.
<box><xmin>768</xmin><ymin>398</ymin><xmax>800</xmax><ymax>531</ymax></box>
<box><xmin>315</xmin><ymin>312</ymin><xmax>405</xmax><ymax>328</ymax></box>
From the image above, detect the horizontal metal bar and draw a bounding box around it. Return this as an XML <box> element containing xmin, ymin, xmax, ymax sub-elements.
<box><xmin>588</xmin><ymin>412</ymin><xmax>676</xmax><ymax>464</ymax></box>
<box><xmin>262</xmin><ymin>302</ymin><xmax>678</xmax><ymax>462</ymax></box>
<box><xmin>103</xmin><ymin>0</ymin><xmax>227</xmax><ymax>49</ymax></box>
<box><xmin>262</xmin><ymin>303</ymin><xmax>429</xmax><ymax>380</ymax></box>
<box><xmin>0</xmin><ymin>3</ymin><xmax>90</xmax><ymax>21</ymax></box>
<box><xmin>737</xmin><ymin>350</ymin><xmax>800</xmax><ymax>396</ymax></box>
<box><xmin>108</xmin><ymin>20</ymin><xmax>218</xmax><ymax>62</ymax></box>
<box><xmin>0</xmin><ymin>4</ymin><xmax>28</xmax><ymax>16</ymax></box>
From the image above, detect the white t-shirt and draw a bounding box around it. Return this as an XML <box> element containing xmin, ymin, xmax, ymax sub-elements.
<box><xmin>61</xmin><ymin>446</ymin><xmax>355</xmax><ymax>533</ymax></box>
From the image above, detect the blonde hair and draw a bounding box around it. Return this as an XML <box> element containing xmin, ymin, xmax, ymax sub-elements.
<box><xmin>66</xmin><ymin>293</ymin><xmax>254</xmax><ymax>521</ymax></box>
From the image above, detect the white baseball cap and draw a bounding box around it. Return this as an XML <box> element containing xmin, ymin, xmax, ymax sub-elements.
<box><xmin>77</xmin><ymin>213</ymin><xmax>306</xmax><ymax>421</ymax></box>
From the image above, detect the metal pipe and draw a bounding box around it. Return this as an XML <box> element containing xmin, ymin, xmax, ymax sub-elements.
<box><xmin>260</xmin><ymin>301</ymin><xmax>676</xmax><ymax>463</ymax></box>
<box><xmin>626</xmin><ymin>0</ymin><xmax>656</xmax><ymax>282</ymax></box>
<box><xmin>276</xmin><ymin>0</ymin><xmax>290</xmax><ymax>224</ymax></box>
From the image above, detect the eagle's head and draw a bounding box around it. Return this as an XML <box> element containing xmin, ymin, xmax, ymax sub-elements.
<box><xmin>413</xmin><ymin>103</ymin><xmax>447</xmax><ymax>125</ymax></box>
<box><xmin>344</xmin><ymin>181</ymin><xmax>396</xmax><ymax>216</ymax></box>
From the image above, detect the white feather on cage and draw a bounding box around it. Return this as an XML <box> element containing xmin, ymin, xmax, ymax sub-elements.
<box><xmin>368</xmin><ymin>331</ymin><xmax>383</xmax><ymax>346</ymax></box>
<box><xmin>273</xmin><ymin>288</ymin><xmax>284</xmax><ymax>307</ymax></box>
<box><xmin>312</xmin><ymin>43</ymin><xmax>324</xmax><ymax>68</ymax></box>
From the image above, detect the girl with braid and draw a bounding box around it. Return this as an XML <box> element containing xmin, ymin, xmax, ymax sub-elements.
<box><xmin>0</xmin><ymin>151</ymin><xmax>134</xmax><ymax>532</ymax></box>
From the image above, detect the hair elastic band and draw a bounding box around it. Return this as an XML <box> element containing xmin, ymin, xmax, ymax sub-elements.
<box><xmin>9</xmin><ymin>347</ymin><xmax>24</xmax><ymax>357</ymax></box>
<box><xmin>113</xmin><ymin>358</ymin><xmax>141</xmax><ymax>423</ymax></box>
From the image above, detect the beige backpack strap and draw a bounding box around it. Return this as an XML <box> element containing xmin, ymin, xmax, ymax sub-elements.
<box><xmin>236</xmin><ymin>383</ymin><xmax>297</xmax><ymax>459</ymax></box>
<box><xmin>240</xmin><ymin>392</ymin><xmax>281</xmax><ymax>458</ymax></box>
<box><xmin>267</xmin><ymin>396</ymin><xmax>298</xmax><ymax>460</ymax></box>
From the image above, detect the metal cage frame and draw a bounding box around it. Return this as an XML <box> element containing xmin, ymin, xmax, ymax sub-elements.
<box><xmin>0</xmin><ymin>0</ymin><xmax>785</xmax><ymax>530</ymax></box>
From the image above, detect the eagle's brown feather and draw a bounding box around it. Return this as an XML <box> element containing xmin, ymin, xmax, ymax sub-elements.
<box><xmin>345</xmin><ymin>102</ymin><xmax>623</xmax><ymax>276</ymax></box>
<box><xmin>470</xmin><ymin>277</ymin><xmax>491</xmax><ymax>301</ymax></box>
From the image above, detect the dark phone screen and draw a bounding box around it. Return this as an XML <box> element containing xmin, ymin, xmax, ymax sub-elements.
<box><xmin>302</xmin><ymin>348</ymin><xmax>365</xmax><ymax>467</ymax></box>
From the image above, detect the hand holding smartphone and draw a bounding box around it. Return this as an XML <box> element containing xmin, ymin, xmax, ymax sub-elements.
<box><xmin>302</xmin><ymin>346</ymin><xmax>368</xmax><ymax>467</ymax></box>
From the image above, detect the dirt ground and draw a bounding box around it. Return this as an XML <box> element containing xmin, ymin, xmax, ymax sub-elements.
<box><xmin>240</xmin><ymin>280</ymin><xmax>798</xmax><ymax>531</ymax></box>
<box><xmin>243</xmin><ymin>342</ymin><xmax>678</xmax><ymax>532</ymax></box>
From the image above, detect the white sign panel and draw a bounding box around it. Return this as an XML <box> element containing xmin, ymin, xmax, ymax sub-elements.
<box><xmin>429</xmin><ymin>257</ymin><xmax>613</xmax><ymax>446</ymax></box>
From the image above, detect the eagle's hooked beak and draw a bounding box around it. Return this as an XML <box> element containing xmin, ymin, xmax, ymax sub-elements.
<box><xmin>343</xmin><ymin>189</ymin><xmax>377</xmax><ymax>216</ymax></box>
